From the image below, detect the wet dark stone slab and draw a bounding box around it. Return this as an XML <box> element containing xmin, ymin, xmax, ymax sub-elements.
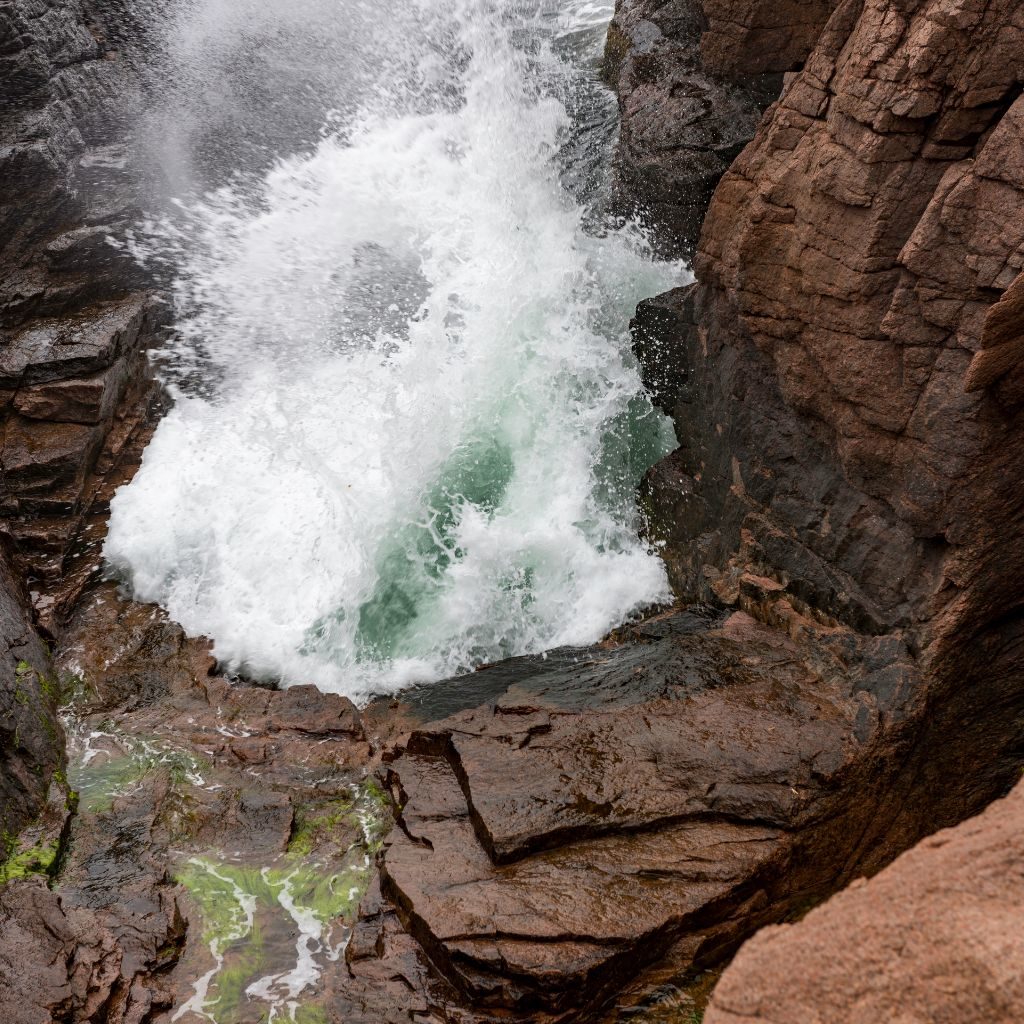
<box><xmin>0</xmin><ymin>551</ymin><xmax>63</xmax><ymax>840</ymax></box>
<box><xmin>368</xmin><ymin>609</ymin><xmax>723</xmax><ymax>726</ymax></box>
<box><xmin>341</xmin><ymin>606</ymin><xmax>935</xmax><ymax>1022</ymax></box>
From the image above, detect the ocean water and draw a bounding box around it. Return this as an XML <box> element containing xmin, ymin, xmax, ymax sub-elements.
<box><xmin>105</xmin><ymin>0</ymin><xmax>686</xmax><ymax>701</ymax></box>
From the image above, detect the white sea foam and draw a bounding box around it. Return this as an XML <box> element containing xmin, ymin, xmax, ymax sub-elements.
<box><xmin>105</xmin><ymin>0</ymin><xmax>687</xmax><ymax>701</ymax></box>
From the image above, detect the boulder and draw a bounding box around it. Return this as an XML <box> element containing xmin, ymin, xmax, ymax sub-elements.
<box><xmin>706</xmin><ymin>778</ymin><xmax>1024</xmax><ymax>1024</ymax></box>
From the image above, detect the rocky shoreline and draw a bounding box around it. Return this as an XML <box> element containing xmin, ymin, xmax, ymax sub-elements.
<box><xmin>2</xmin><ymin>0</ymin><xmax>1023</xmax><ymax>1022</ymax></box>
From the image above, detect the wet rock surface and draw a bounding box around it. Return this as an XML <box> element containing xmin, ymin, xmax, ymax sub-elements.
<box><xmin>634</xmin><ymin>0</ymin><xmax>1024</xmax><ymax>818</ymax></box>
<box><xmin>1</xmin><ymin>0</ymin><xmax>1024</xmax><ymax>1021</ymax></box>
<box><xmin>0</xmin><ymin>581</ymin><xmax>387</xmax><ymax>1023</ymax></box>
<box><xmin>0</xmin><ymin>0</ymin><xmax>167</xmax><ymax>923</ymax></box>
<box><xmin>606</xmin><ymin>0</ymin><xmax>839</xmax><ymax>255</ymax></box>
<box><xmin>705</xmin><ymin>777</ymin><xmax>1024</xmax><ymax>1024</ymax></box>
<box><xmin>1</xmin><ymin>587</ymin><xmax>964</xmax><ymax>1023</ymax></box>
<box><xmin>0</xmin><ymin>551</ymin><xmax>63</xmax><ymax>840</ymax></box>
<box><xmin>329</xmin><ymin>576</ymin><xmax>1021</xmax><ymax>1023</ymax></box>
<box><xmin>0</xmin><ymin>0</ymin><xmax>166</xmax><ymax>616</ymax></box>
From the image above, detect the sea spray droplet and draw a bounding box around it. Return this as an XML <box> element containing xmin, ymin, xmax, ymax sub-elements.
<box><xmin>105</xmin><ymin>0</ymin><xmax>689</xmax><ymax>701</ymax></box>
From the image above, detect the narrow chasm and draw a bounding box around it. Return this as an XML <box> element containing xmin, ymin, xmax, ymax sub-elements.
<box><xmin>1</xmin><ymin>1</ymin><xmax>1023</xmax><ymax>1023</ymax></box>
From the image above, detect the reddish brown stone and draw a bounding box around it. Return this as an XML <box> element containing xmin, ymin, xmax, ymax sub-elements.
<box><xmin>966</xmin><ymin>270</ymin><xmax>1024</xmax><ymax>394</ymax></box>
<box><xmin>14</xmin><ymin>370</ymin><xmax>117</xmax><ymax>425</ymax></box>
<box><xmin>700</xmin><ymin>0</ymin><xmax>842</xmax><ymax>76</ymax></box>
<box><xmin>2</xmin><ymin>1</ymin><xmax>1023</xmax><ymax>1021</ymax></box>
<box><xmin>0</xmin><ymin>581</ymin><xmax>379</xmax><ymax>1023</ymax></box>
<box><xmin>637</xmin><ymin>0</ymin><xmax>1024</xmax><ymax>772</ymax></box>
<box><xmin>705</xmin><ymin>779</ymin><xmax>1024</xmax><ymax>1024</ymax></box>
<box><xmin>334</xmin><ymin>605</ymin><xmax>952</xmax><ymax>1021</ymax></box>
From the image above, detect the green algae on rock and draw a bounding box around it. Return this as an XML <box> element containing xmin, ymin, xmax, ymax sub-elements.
<box><xmin>173</xmin><ymin>779</ymin><xmax>392</xmax><ymax>1022</ymax></box>
<box><xmin>67</xmin><ymin>727</ymin><xmax>210</xmax><ymax>815</ymax></box>
<box><xmin>0</xmin><ymin>839</ymin><xmax>59</xmax><ymax>884</ymax></box>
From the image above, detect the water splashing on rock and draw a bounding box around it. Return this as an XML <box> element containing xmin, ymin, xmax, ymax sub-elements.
<box><xmin>105</xmin><ymin>0</ymin><xmax>685</xmax><ymax>700</ymax></box>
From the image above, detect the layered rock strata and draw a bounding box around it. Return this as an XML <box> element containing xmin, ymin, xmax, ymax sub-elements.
<box><xmin>0</xmin><ymin>0</ymin><xmax>164</xmax><ymax>620</ymax></box>
<box><xmin>0</xmin><ymin>0</ymin><xmax>164</xmax><ymax>839</ymax></box>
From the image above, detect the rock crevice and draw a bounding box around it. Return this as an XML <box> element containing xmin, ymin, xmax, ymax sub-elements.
<box><xmin>1</xmin><ymin>0</ymin><xmax>1022</xmax><ymax>1021</ymax></box>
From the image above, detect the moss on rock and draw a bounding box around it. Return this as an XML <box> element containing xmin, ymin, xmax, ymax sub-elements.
<box><xmin>173</xmin><ymin>780</ymin><xmax>391</xmax><ymax>1021</ymax></box>
<box><xmin>0</xmin><ymin>838</ymin><xmax>59</xmax><ymax>884</ymax></box>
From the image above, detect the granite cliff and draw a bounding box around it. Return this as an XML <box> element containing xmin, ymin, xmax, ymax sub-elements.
<box><xmin>0</xmin><ymin>1</ymin><xmax>1021</xmax><ymax>1021</ymax></box>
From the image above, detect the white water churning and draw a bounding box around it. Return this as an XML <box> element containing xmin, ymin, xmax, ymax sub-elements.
<box><xmin>105</xmin><ymin>0</ymin><xmax>686</xmax><ymax>701</ymax></box>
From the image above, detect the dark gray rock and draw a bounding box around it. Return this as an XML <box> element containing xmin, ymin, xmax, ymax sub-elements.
<box><xmin>0</xmin><ymin>547</ymin><xmax>63</xmax><ymax>841</ymax></box>
<box><xmin>0</xmin><ymin>0</ymin><xmax>165</xmax><ymax>609</ymax></box>
<box><xmin>605</xmin><ymin>0</ymin><xmax>841</xmax><ymax>257</ymax></box>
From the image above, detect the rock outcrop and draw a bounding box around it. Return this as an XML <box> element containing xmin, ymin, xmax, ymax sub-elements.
<box><xmin>638</xmin><ymin>0</ymin><xmax>1024</xmax><ymax>818</ymax></box>
<box><xmin>626</xmin><ymin>0</ymin><xmax>1024</xmax><ymax>1012</ymax></box>
<box><xmin>1</xmin><ymin>0</ymin><xmax>1022</xmax><ymax>1021</ymax></box>
<box><xmin>0</xmin><ymin>0</ymin><xmax>165</xmax><ymax>859</ymax></box>
<box><xmin>335</xmin><ymin>0</ymin><xmax>1024</xmax><ymax>1017</ymax></box>
<box><xmin>607</xmin><ymin>0</ymin><xmax>840</xmax><ymax>254</ymax></box>
<box><xmin>344</xmin><ymin>609</ymin><xmax>921</xmax><ymax>1021</ymax></box>
<box><xmin>0</xmin><ymin>581</ymin><xmax>379</xmax><ymax>1024</ymax></box>
<box><xmin>0</xmin><ymin>547</ymin><xmax>62</xmax><ymax>841</ymax></box>
<box><xmin>705</xmin><ymin>777</ymin><xmax>1024</xmax><ymax>1024</ymax></box>
<box><xmin>0</xmin><ymin>0</ymin><xmax>164</xmax><ymax>621</ymax></box>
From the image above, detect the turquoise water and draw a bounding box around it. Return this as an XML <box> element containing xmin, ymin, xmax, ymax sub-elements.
<box><xmin>105</xmin><ymin>0</ymin><xmax>685</xmax><ymax>700</ymax></box>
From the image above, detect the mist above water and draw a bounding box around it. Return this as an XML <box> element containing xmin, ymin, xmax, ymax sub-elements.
<box><xmin>106</xmin><ymin>0</ymin><xmax>686</xmax><ymax>701</ymax></box>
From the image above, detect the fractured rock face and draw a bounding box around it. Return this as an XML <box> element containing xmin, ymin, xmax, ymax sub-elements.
<box><xmin>682</xmin><ymin>0</ymin><xmax>1024</xmax><ymax>602</ymax></box>
<box><xmin>0</xmin><ymin>0</ymin><xmax>165</xmax><ymax>610</ymax></box>
<box><xmin>332</xmin><ymin>607</ymin><xmax>977</xmax><ymax>1021</ymax></box>
<box><xmin>636</xmin><ymin>0</ymin><xmax>1024</xmax><ymax>809</ymax></box>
